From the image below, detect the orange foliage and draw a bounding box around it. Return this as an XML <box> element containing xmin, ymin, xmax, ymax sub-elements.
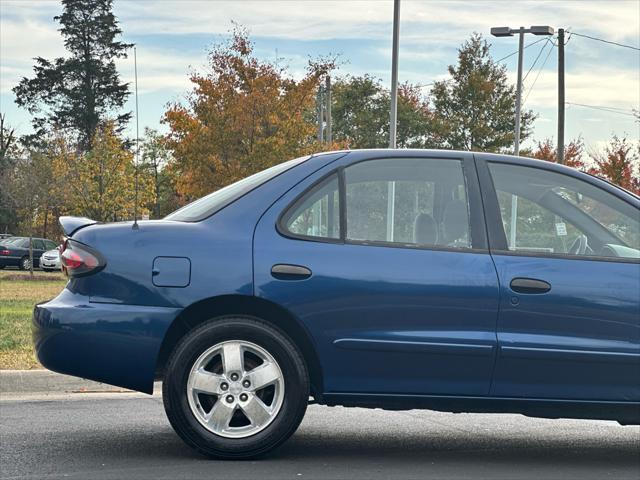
<box><xmin>163</xmin><ymin>27</ymin><xmax>341</xmax><ymax>201</ymax></box>
<box><xmin>531</xmin><ymin>137</ymin><xmax>586</xmax><ymax>169</ymax></box>
<box><xmin>591</xmin><ymin>136</ymin><xmax>640</xmax><ymax>195</ymax></box>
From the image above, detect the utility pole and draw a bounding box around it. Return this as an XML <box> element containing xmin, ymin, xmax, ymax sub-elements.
<box><xmin>389</xmin><ymin>0</ymin><xmax>400</xmax><ymax>149</ymax></box>
<box><xmin>557</xmin><ymin>28</ymin><xmax>565</xmax><ymax>164</ymax></box>
<box><xmin>491</xmin><ymin>25</ymin><xmax>554</xmax><ymax>156</ymax></box>
<box><xmin>325</xmin><ymin>76</ymin><xmax>332</xmax><ymax>144</ymax></box>
<box><xmin>316</xmin><ymin>87</ymin><xmax>324</xmax><ymax>143</ymax></box>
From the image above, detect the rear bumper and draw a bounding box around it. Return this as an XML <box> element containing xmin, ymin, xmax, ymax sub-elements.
<box><xmin>32</xmin><ymin>288</ymin><xmax>181</xmax><ymax>393</ymax></box>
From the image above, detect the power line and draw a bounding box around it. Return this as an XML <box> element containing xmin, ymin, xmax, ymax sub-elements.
<box><xmin>523</xmin><ymin>38</ymin><xmax>551</xmax><ymax>83</ymax></box>
<box><xmin>570</xmin><ymin>32</ymin><xmax>640</xmax><ymax>51</ymax></box>
<box><xmin>495</xmin><ymin>36</ymin><xmax>548</xmax><ymax>63</ymax></box>
<box><xmin>415</xmin><ymin>37</ymin><xmax>549</xmax><ymax>90</ymax></box>
<box><xmin>522</xmin><ymin>39</ymin><xmax>555</xmax><ymax>105</ymax></box>
<box><xmin>565</xmin><ymin>102</ymin><xmax>638</xmax><ymax>117</ymax></box>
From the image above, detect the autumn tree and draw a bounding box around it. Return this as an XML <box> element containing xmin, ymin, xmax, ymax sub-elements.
<box><xmin>430</xmin><ymin>34</ymin><xmax>536</xmax><ymax>152</ymax></box>
<box><xmin>163</xmin><ymin>27</ymin><xmax>336</xmax><ymax>201</ymax></box>
<box><xmin>331</xmin><ymin>75</ymin><xmax>432</xmax><ymax>148</ymax></box>
<box><xmin>590</xmin><ymin>136</ymin><xmax>640</xmax><ymax>195</ymax></box>
<box><xmin>53</xmin><ymin>123</ymin><xmax>153</xmax><ymax>221</ymax></box>
<box><xmin>0</xmin><ymin>114</ymin><xmax>19</xmax><ymax>233</ymax></box>
<box><xmin>531</xmin><ymin>137</ymin><xmax>587</xmax><ymax>169</ymax></box>
<box><xmin>13</xmin><ymin>0</ymin><xmax>132</xmax><ymax>151</ymax></box>
<box><xmin>140</xmin><ymin>128</ymin><xmax>177</xmax><ymax>218</ymax></box>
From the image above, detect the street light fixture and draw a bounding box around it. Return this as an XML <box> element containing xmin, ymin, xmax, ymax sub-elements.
<box><xmin>491</xmin><ymin>25</ymin><xmax>554</xmax><ymax>155</ymax></box>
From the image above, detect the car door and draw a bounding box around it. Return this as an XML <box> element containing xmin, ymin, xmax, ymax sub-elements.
<box><xmin>254</xmin><ymin>152</ymin><xmax>500</xmax><ymax>396</ymax></box>
<box><xmin>33</xmin><ymin>239</ymin><xmax>46</xmax><ymax>257</ymax></box>
<box><xmin>477</xmin><ymin>155</ymin><xmax>640</xmax><ymax>401</ymax></box>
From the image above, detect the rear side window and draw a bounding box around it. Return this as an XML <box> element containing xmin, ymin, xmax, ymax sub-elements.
<box><xmin>165</xmin><ymin>156</ymin><xmax>309</xmax><ymax>222</ymax></box>
<box><xmin>345</xmin><ymin>158</ymin><xmax>470</xmax><ymax>248</ymax></box>
<box><xmin>45</xmin><ymin>240</ymin><xmax>58</xmax><ymax>250</ymax></box>
<box><xmin>280</xmin><ymin>157</ymin><xmax>472</xmax><ymax>249</ymax></box>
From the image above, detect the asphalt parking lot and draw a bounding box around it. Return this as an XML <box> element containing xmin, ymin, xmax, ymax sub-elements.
<box><xmin>1</xmin><ymin>392</ymin><xmax>639</xmax><ymax>480</ymax></box>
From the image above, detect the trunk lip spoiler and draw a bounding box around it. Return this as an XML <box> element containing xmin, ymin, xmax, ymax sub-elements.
<box><xmin>59</xmin><ymin>216</ymin><xmax>98</xmax><ymax>237</ymax></box>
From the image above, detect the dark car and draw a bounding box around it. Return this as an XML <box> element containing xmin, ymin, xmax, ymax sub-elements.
<box><xmin>0</xmin><ymin>237</ymin><xmax>59</xmax><ymax>270</ymax></box>
<box><xmin>33</xmin><ymin>150</ymin><xmax>640</xmax><ymax>459</ymax></box>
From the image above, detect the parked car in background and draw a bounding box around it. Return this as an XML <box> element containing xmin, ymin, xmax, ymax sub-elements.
<box><xmin>0</xmin><ymin>233</ymin><xmax>14</xmax><ymax>240</ymax></box>
<box><xmin>33</xmin><ymin>150</ymin><xmax>640</xmax><ymax>459</ymax></box>
<box><xmin>0</xmin><ymin>236</ymin><xmax>59</xmax><ymax>270</ymax></box>
<box><xmin>40</xmin><ymin>248</ymin><xmax>61</xmax><ymax>272</ymax></box>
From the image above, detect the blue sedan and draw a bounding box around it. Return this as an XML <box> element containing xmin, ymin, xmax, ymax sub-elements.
<box><xmin>33</xmin><ymin>150</ymin><xmax>640</xmax><ymax>458</ymax></box>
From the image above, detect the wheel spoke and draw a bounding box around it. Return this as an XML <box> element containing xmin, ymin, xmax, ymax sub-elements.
<box><xmin>191</xmin><ymin>370</ymin><xmax>224</xmax><ymax>394</ymax></box>
<box><xmin>246</xmin><ymin>362</ymin><xmax>280</xmax><ymax>390</ymax></box>
<box><xmin>241</xmin><ymin>395</ymin><xmax>271</xmax><ymax>428</ymax></box>
<box><xmin>207</xmin><ymin>400</ymin><xmax>235</xmax><ymax>432</ymax></box>
<box><xmin>222</xmin><ymin>342</ymin><xmax>244</xmax><ymax>375</ymax></box>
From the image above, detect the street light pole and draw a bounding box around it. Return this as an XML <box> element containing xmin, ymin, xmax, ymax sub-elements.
<box><xmin>389</xmin><ymin>0</ymin><xmax>400</xmax><ymax>149</ymax></box>
<box><xmin>491</xmin><ymin>25</ymin><xmax>554</xmax><ymax>156</ymax></box>
<box><xmin>514</xmin><ymin>28</ymin><xmax>525</xmax><ymax>156</ymax></box>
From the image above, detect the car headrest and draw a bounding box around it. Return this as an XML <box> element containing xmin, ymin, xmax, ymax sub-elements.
<box><xmin>442</xmin><ymin>200</ymin><xmax>468</xmax><ymax>243</ymax></box>
<box><xmin>414</xmin><ymin>213</ymin><xmax>438</xmax><ymax>245</ymax></box>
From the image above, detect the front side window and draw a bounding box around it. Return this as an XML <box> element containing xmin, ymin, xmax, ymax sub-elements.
<box><xmin>344</xmin><ymin>158</ymin><xmax>471</xmax><ymax>248</ymax></box>
<box><xmin>488</xmin><ymin>163</ymin><xmax>640</xmax><ymax>260</ymax></box>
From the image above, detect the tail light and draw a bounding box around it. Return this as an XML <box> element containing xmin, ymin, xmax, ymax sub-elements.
<box><xmin>0</xmin><ymin>249</ymin><xmax>10</xmax><ymax>256</ymax></box>
<box><xmin>60</xmin><ymin>239</ymin><xmax>105</xmax><ymax>277</ymax></box>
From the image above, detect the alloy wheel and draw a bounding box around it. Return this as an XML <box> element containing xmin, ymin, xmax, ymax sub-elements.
<box><xmin>186</xmin><ymin>340</ymin><xmax>285</xmax><ymax>438</ymax></box>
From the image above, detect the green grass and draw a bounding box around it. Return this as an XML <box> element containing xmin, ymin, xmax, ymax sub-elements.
<box><xmin>0</xmin><ymin>270</ymin><xmax>67</xmax><ymax>369</ymax></box>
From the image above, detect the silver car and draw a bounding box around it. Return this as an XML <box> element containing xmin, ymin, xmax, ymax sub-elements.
<box><xmin>40</xmin><ymin>248</ymin><xmax>61</xmax><ymax>271</ymax></box>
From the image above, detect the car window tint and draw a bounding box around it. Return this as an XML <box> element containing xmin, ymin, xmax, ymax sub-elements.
<box><xmin>45</xmin><ymin>241</ymin><xmax>57</xmax><ymax>250</ymax></box>
<box><xmin>33</xmin><ymin>239</ymin><xmax>45</xmax><ymax>250</ymax></box>
<box><xmin>344</xmin><ymin>158</ymin><xmax>470</xmax><ymax>248</ymax></box>
<box><xmin>488</xmin><ymin>163</ymin><xmax>640</xmax><ymax>259</ymax></box>
<box><xmin>283</xmin><ymin>175</ymin><xmax>340</xmax><ymax>239</ymax></box>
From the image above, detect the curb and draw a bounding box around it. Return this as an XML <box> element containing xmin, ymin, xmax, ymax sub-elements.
<box><xmin>0</xmin><ymin>370</ymin><xmax>161</xmax><ymax>396</ymax></box>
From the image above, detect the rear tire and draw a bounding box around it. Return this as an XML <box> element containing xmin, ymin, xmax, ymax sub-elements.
<box><xmin>19</xmin><ymin>257</ymin><xmax>31</xmax><ymax>270</ymax></box>
<box><xmin>163</xmin><ymin>316</ymin><xmax>309</xmax><ymax>459</ymax></box>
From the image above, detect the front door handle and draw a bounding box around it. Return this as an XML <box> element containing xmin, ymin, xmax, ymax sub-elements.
<box><xmin>271</xmin><ymin>264</ymin><xmax>312</xmax><ymax>280</ymax></box>
<box><xmin>510</xmin><ymin>277</ymin><xmax>551</xmax><ymax>294</ymax></box>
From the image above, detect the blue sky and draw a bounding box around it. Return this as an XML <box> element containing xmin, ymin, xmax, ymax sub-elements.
<box><xmin>1</xmin><ymin>0</ymin><xmax>638</xmax><ymax>153</ymax></box>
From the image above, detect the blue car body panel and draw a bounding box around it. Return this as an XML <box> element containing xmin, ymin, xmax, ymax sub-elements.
<box><xmin>32</xmin><ymin>149</ymin><xmax>640</xmax><ymax>420</ymax></box>
<box><xmin>490</xmin><ymin>254</ymin><xmax>640</xmax><ymax>401</ymax></box>
<box><xmin>33</xmin><ymin>152</ymin><xmax>347</xmax><ymax>393</ymax></box>
<box><xmin>253</xmin><ymin>151</ymin><xmax>501</xmax><ymax>396</ymax></box>
<box><xmin>33</xmin><ymin>288</ymin><xmax>181</xmax><ymax>393</ymax></box>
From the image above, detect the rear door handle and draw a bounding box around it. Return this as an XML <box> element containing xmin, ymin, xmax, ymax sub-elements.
<box><xmin>271</xmin><ymin>264</ymin><xmax>312</xmax><ymax>280</ymax></box>
<box><xmin>510</xmin><ymin>277</ymin><xmax>551</xmax><ymax>294</ymax></box>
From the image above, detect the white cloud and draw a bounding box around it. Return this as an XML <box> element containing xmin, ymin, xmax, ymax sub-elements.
<box><xmin>515</xmin><ymin>68</ymin><xmax>640</xmax><ymax>110</ymax></box>
<box><xmin>108</xmin><ymin>1</ymin><xmax>640</xmax><ymax>43</ymax></box>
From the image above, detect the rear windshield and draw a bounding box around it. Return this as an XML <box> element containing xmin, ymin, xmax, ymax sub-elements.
<box><xmin>164</xmin><ymin>156</ymin><xmax>309</xmax><ymax>222</ymax></box>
